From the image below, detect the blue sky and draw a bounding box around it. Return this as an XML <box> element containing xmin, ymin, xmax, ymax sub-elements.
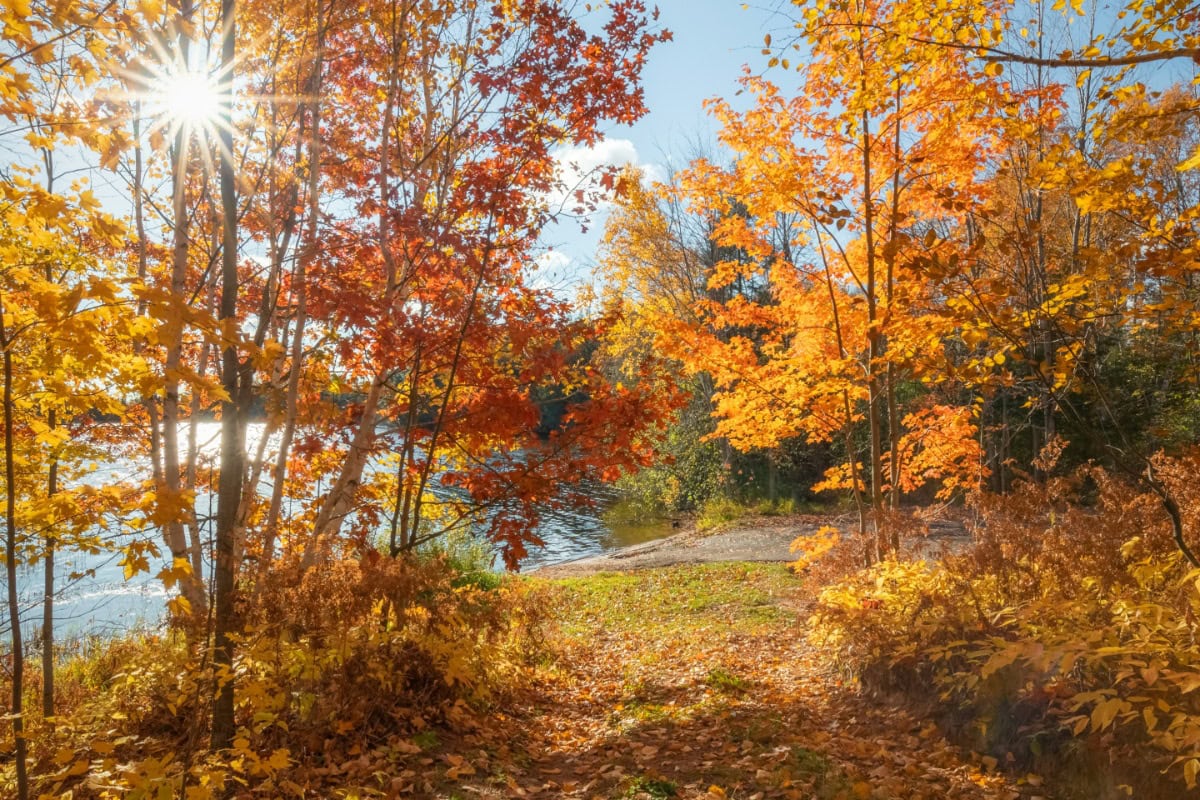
<box><xmin>536</xmin><ymin>1</ymin><xmax>793</xmax><ymax>295</ymax></box>
<box><xmin>620</xmin><ymin>0</ymin><xmax>790</xmax><ymax>159</ymax></box>
<box><xmin>535</xmin><ymin>0</ymin><xmax>1200</xmax><ymax>298</ymax></box>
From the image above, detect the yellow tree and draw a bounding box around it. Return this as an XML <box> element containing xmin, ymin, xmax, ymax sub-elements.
<box><xmin>1</xmin><ymin>2</ymin><xmax>148</xmax><ymax>790</ymax></box>
<box><xmin>895</xmin><ymin>0</ymin><xmax>1200</xmax><ymax>561</ymax></box>
<box><xmin>670</xmin><ymin>0</ymin><xmax>1009</xmax><ymax>559</ymax></box>
<box><xmin>594</xmin><ymin>167</ymin><xmax>732</xmax><ymax>511</ymax></box>
<box><xmin>939</xmin><ymin>81</ymin><xmax>1200</xmax><ymax>558</ymax></box>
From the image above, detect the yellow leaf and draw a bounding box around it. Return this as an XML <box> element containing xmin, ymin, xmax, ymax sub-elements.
<box><xmin>267</xmin><ymin>749</ymin><xmax>291</xmax><ymax>770</ymax></box>
<box><xmin>167</xmin><ymin>595</ymin><xmax>192</xmax><ymax>617</ymax></box>
<box><xmin>1090</xmin><ymin>697</ymin><xmax>1129</xmax><ymax>731</ymax></box>
<box><xmin>1179</xmin><ymin>145</ymin><xmax>1200</xmax><ymax>173</ymax></box>
<box><xmin>157</xmin><ymin>557</ymin><xmax>193</xmax><ymax>590</ymax></box>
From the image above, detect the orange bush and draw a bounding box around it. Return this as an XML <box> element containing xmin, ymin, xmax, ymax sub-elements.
<box><xmin>810</xmin><ymin>453</ymin><xmax>1200</xmax><ymax>796</ymax></box>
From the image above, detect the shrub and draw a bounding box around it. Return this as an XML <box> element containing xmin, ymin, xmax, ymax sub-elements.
<box><xmin>6</xmin><ymin>554</ymin><xmax>551</xmax><ymax>799</ymax></box>
<box><xmin>809</xmin><ymin>453</ymin><xmax>1200</xmax><ymax>797</ymax></box>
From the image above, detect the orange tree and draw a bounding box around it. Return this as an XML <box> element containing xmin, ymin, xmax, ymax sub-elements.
<box><xmin>660</xmin><ymin>0</ymin><xmax>1013</xmax><ymax>559</ymax></box>
<box><xmin>595</xmin><ymin>167</ymin><xmax>783</xmax><ymax>517</ymax></box>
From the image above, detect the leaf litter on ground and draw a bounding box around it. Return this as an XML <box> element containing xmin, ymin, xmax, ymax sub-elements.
<box><xmin>426</xmin><ymin>563</ymin><xmax>1033</xmax><ymax>800</ymax></box>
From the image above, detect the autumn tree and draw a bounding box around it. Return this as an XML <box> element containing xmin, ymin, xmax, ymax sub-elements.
<box><xmin>596</xmin><ymin>166</ymin><xmax>828</xmax><ymax>516</ymax></box>
<box><xmin>906</xmin><ymin>0</ymin><xmax>1200</xmax><ymax>560</ymax></box>
<box><xmin>113</xmin><ymin>0</ymin><xmax>668</xmax><ymax>748</ymax></box>
<box><xmin>0</xmin><ymin>1</ymin><xmax>151</xmax><ymax>791</ymax></box>
<box><xmin>0</xmin><ymin>0</ymin><xmax>670</xmax><ymax>774</ymax></box>
<box><xmin>228</xmin><ymin>0</ymin><xmax>671</xmax><ymax>572</ymax></box>
<box><xmin>644</xmin><ymin>0</ymin><xmax>1010</xmax><ymax>560</ymax></box>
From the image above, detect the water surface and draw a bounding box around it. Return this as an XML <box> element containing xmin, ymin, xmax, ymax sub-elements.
<box><xmin>5</xmin><ymin>424</ymin><xmax>673</xmax><ymax>641</ymax></box>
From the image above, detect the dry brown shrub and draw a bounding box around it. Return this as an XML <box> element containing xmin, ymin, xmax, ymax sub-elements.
<box><xmin>809</xmin><ymin>452</ymin><xmax>1200</xmax><ymax>796</ymax></box>
<box><xmin>797</xmin><ymin>508</ymin><xmax>933</xmax><ymax>592</ymax></box>
<box><xmin>15</xmin><ymin>554</ymin><xmax>553</xmax><ymax>798</ymax></box>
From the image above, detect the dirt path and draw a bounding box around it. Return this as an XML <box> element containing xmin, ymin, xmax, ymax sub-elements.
<box><xmin>533</xmin><ymin>515</ymin><xmax>970</xmax><ymax>577</ymax></box>
<box><xmin>448</xmin><ymin>564</ymin><xmax>1028</xmax><ymax>800</ymax></box>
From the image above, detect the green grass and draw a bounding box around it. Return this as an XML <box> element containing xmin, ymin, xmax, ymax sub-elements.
<box><xmin>534</xmin><ymin>563</ymin><xmax>800</xmax><ymax>735</ymax></box>
<box><xmin>785</xmin><ymin>747</ymin><xmax>856</xmax><ymax>799</ymax></box>
<box><xmin>705</xmin><ymin>666</ymin><xmax>749</xmax><ymax>694</ymax></box>
<box><xmin>696</xmin><ymin>495</ymin><xmax>799</xmax><ymax>531</ymax></box>
<box><xmin>622</xmin><ymin>775</ymin><xmax>678</xmax><ymax>798</ymax></box>
<box><xmin>412</xmin><ymin>730</ymin><xmax>440</xmax><ymax>751</ymax></box>
<box><xmin>790</xmin><ymin>747</ymin><xmax>832</xmax><ymax>777</ymax></box>
<box><xmin>451</xmin><ymin>569</ymin><xmax>504</xmax><ymax>591</ymax></box>
<box><xmin>696</xmin><ymin>495</ymin><xmax>755</xmax><ymax>531</ymax></box>
<box><xmin>694</xmin><ymin>494</ymin><xmax>846</xmax><ymax>532</ymax></box>
<box><xmin>541</xmin><ymin>563</ymin><xmax>797</xmax><ymax>639</ymax></box>
<box><xmin>610</xmin><ymin>698</ymin><xmax>676</xmax><ymax>729</ymax></box>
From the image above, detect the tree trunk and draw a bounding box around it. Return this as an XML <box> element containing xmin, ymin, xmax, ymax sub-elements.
<box><xmin>305</xmin><ymin>377</ymin><xmax>385</xmax><ymax>565</ymax></box>
<box><xmin>211</xmin><ymin>0</ymin><xmax>240</xmax><ymax>751</ymax></box>
<box><xmin>40</xmin><ymin>157</ymin><xmax>58</xmax><ymax>720</ymax></box>
<box><xmin>134</xmin><ymin>103</ymin><xmax>167</xmax><ymax>527</ymax></box>
<box><xmin>42</xmin><ymin>408</ymin><xmax>57</xmax><ymax>719</ymax></box>
<box><xmin>263</xmin><ymin>13</ymin><xmax>324</xmax><ymax>568</ymax></box>
<box><xmin>390</xmin><ymin>341</ymin><xmax>423</xmax><ymax>556</ymax></box>
<box><xmin>885</xmin><ymin>81</ymin><xmax>903</xmax><ymax>554</ymax></box>
<box><xmin>859</xmin><ymin>101</ymin><xmax>888</xmax><ymax>561</ymax></box>
<box><xmin>2</xmin><ymin>301</ymin><xmax>29</xmax><ymax>800</ymax></box>
<box><xmin>767</xmin><ymin>450</ymin><xmax>778</xmax><ymax>505</ymax></box>
<box><xmin>162</xmin><ymin>2</ymin><xmax>207</xmax><ymax>619</ymax></box>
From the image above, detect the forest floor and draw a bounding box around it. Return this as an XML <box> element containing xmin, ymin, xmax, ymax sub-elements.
<box><xmin>431</xmin><ymin>563</ymin><xmax>1037</xmax><ymax>800</ymax></box>
<box><xmin>532</xmin><ymin>515</ymin><xmax>971</xmax><ymax>576</ymax></box>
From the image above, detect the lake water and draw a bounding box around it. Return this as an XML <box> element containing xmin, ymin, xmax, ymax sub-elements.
<box><xmin>5</xmin><ymin>423</ymin><xmax>671</xmax><ymax>643</ymax></box>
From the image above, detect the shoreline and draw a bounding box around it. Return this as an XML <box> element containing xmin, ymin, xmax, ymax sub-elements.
<box><xmin>530</xmin><ymin>512</ymin><xmax>971</xmax><ymax>576</ymax></box>
<box><xmin>530</xmin><ymin>514</ymin><xmax>824</xmax><ymax>576</ymax></box>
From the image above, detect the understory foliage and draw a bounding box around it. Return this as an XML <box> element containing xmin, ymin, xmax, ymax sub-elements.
<box><xmin>3</xmin><ymin>557</ymin><xmax>550</xmax><ymax>799</ymax></box>
<box><xmin>607</xmin><ymin>387</ymin><xmax>725</xmax><ymax>520</ymax></box>
<box><xmin>810</xmin><ymin>451</ymin><xmax>1200</xmax><ymax>797</ymax></box>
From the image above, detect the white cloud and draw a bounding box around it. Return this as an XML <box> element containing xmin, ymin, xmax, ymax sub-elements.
<box><xmin>528</xmin><ymin>250</ymin><xmax>574</xmax><ymax>292</ymax></box>
<box><xmin>555</xmin><ymin>138</ymin><xmax>640</xmax><ymax>176</ymax></box>
<box><xmin>533</xmin><ymin>138</ymin><xmax>667</xmax><ymax>302</ymax></box>
<box><xmin>535</xmin><ymin>250</ymin><xmax>572</xmax><ymax>273</ymax></box>
<box><xmin>546</xmin><ymin>138</ymin><xmax>664</xmax><ymax>215</ymax></box>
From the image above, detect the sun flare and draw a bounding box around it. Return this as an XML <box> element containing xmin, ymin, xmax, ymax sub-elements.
<box><xmin>154</xmin><ymin>69</ymin><xmax>222</xmax><ymax>129</ymax></box>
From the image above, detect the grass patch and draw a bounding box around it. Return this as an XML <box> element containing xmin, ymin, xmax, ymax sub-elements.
<box><xmin>610</xmin><ymin>699</ymin><xmax>676</xmax><ymax>729</ymax></box>
<box><xmin>694</xmin><ymin>494</ymin><xmax>847</xmax><ymax>531</ymax></box>
<box><xmin>789</xmin><ymin>747</ymin><xmax>831</xmax><ymax>778</ymax></box>
<box><xmin>622</xmin><ymin>775</ymin><xmax>678</xmax><ymax>798</ymax></box>
<box><xmin>540</xmin><ymin>563</ymin><xmax>797</xmax><ymax>640</ymax></box>
<box><xmin>696</xmin><ymin>495</ymin><xmax>753</xmax><ymax>531</ymax></box>
<box><xmin>705</xmin><ymin>666</ymin><xmax>749</xmax><ymax>694</ymax></box>
<box><xmin>412</xmin><ymin>730</ymin><xmax>440</xmax><ymax>751</ymax></box>
<box><xmin>782</xmin><ymin>747</ymin><xmax>856</xmax><ymax>799</ymax></box>
<box><xmin>451</xmin><ymin>569</ymin><xmax>504</xmax><ymax>591</ymax></box>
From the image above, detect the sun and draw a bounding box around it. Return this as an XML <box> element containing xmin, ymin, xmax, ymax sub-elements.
<box><xmin>153</xmin><ymin>69</ymin><xmax>222</xmax><ymax>129</ymax></box>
